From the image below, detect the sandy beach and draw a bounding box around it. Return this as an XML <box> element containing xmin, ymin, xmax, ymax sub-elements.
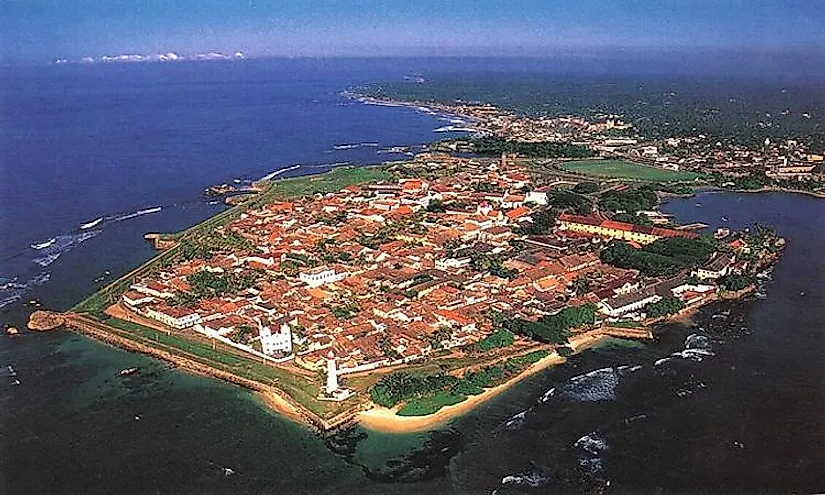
<box><xmin>358</xmin><ymin>333</ymin><xmax>606</xmax><ymax>434</ymax></box>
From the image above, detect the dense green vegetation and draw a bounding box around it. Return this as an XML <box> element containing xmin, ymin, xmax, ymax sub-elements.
<box><xmin>184</xmin><ymin>270</ymin><xmax>260</xmax><ymax>300</ymax></box>
<box><xmin>178</xmin><ymin>232</ymin><xmax>253</xmax><ymax>262</ymax></box>
<box><xmin>598</xmin><ymin>186</ymin><xmax>659</xmax><ymax>213</ymax></box>
<box><xmin>359</xmin><ymin>76</ymin><xmax>825</xmax><ymax>150</ymax></box>
<box><xmin>469</xmin><ymin>252</ymin><xmax>518</xmax><ymax>279</ymax></box>
<box><xmin>611</xmin><ymin>212</ymin><xmax>654</xmax><ymax>226</ymax></box>
<box><xmin>397</xmin><ymin>391</ymin><xmax>466</xmax><ymax>416</ymax></box>
<box><xmin>547</xmin><ymin>190</ymin><xmax>593</xmax><ymax>215</ymax></box>
<box><xmin>462</xmin><ymin>136</ymin><xmax>594</xmax><ymax>158</ymax></box>
<box><xmin>425</xmin><ymin>198</ymin><xmax>446</xmax><ymax>213</ymax></box>
<box><xmin>645</xmin><ymin>296</ymin><xmax>686</xmax><ymax>317</ymax></box>
<box><xmin>572</xmin><ymin>181</ymin><xmax>601</xmax><ymax>194</ymax></box>
<box><xmin>475</xmin><ymin>328</ymin><xmax>515</xmax><ymax>351</ymax></box>
<box><xmin>517</xmin><ymin>208</ymin><xmax>558</xmax><ymax>235</ymax></box>
<box><xmin>496</xmin><ymin>304</ymin><xmax>596</xmax><ymax>344</ymax></box>
<box><xmin>370</xmin><ymin>350</ymin><xmax>550</xmax><ymax>415</ymax></box>
<box><xmin>600</xmin><ymin>237</ymin><xmax>717</xmax><ymax>277</ymax></box>
<box><xmin>719</xmin><ymin>273</ymin><xmax>753</xmax><ymax>291</ymax></box>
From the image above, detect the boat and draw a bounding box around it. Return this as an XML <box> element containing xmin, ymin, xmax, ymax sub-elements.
<box><xmin>721</xmin><ymin>216</ymin><xmax>729</xmax><ymax>222</ymax></box>
<box><xmin>119</xmin><ymin>367</ymin><xmax>139</xmax><ymax>376</ymax></box>
<box><xmin>80</xmin><ymin>217</ymin><xmax>104</xmax><ymax>230</ymax></box>
<box><xmin>30</xmin><ymin>238</ymin><xmax>56</xmax><ymax>250</ymax></box>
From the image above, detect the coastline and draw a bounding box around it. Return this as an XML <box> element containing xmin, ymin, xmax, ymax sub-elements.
<box><xmin>358</xmin><ymin>332</ymin><xmax>607</xmax><ymax>434</ymax></box>
<box><xmin>55</xmin><ymin>96</ymin><xmax>797</xmax><ymax>436</ymax></box>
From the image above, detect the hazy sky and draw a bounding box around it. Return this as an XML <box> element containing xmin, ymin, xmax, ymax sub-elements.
<box><xmin>2</xmin><ymin>0</ymin><xmax>824</xmax><ymax>61</ymax></box>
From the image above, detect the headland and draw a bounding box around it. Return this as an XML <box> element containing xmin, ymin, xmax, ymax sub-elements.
<box><xmin>45</xmin><ymin>96</ymin><xmax>797</xmax><ymax>433</ymax></box>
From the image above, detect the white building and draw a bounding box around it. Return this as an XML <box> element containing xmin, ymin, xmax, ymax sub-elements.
<box><xmin>435</xmin><ymin>257</ymin><xmax>472</xmax><ymax>271</ymax></box>
<box><xmin>259</xmin><ymin>320</ymin><xmax>293</xmax><ymax>356</ymax></box>
<box><xmin>122</xmin><ymin>290</ymin><xmax>155</xmax><ymax>307</ymax></box>
<box><xmin>298</xmin><ymin>266</ymin><xmax>348</xmax><ymax>288</ymax></box>
<box><xmin>597</xmin><ymin>291</ymin><xmax>661</xmax><ymax>318</ymax></box>
<box><xmin>144</xmin><ymin>305</ymin><xmax>201</xmax><ymax>329</ymax></box>
<box><xmin>525</xmin><ymin>190</ymin><xmax>548</xmax><ymax>205</ymax></box>
<box><xmin>693</xmin><ymin>254</ymin><xmax>735</xmax><ymax>280</ymax></box>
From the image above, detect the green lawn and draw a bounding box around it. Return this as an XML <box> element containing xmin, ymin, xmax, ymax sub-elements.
<box><xmin>561</xmin><ymin>159</ymin><xmax>702</xmax><ymax>182</ymax></box>
<box><xmin>251</xmin><ymin>165</ymin><xmax>391</xmax><ymax>207</ymax></box>
<box><xmin>397</xmin><ymin>391</ymin><xmax>468</xmax><ymax>416</ymax></box>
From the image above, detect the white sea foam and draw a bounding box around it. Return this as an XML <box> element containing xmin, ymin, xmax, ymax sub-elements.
<box><xmin>260</xmin><ymin>164</ymin><xmax>300</xmax><ymax>181</ymax></box>
<box><xmin>574</xmin><ymin>432</ymin><xmax>609</xmax><ymax>456</ymax></box>
<box><xmin>110</xmin><ymin>206</ymin><xmax>162</xmax><ymax>222</ymax></box>
<box><xmin>503</xmin><ymin>409</ymin><xmax>528</xmax><ymax>429</ymax></box>
<box><xmin>0</xmin><ymin>294</ymin><xmax>22</xmax><ymax>309</ymax></box>
<box><xmin>33</xmin><ymin>252</ymin><xmax>61</xmax><ymax>267</ymax></box>
<box><xmin>501</xmin><ymin>468</ymin><xmax>549</xmax><ymax>488</ymax></box>
<box><xmin>560</xmin><ymin>367</ymin><xmax>621</xmax><ymax>402</ymax></box>
<box><xmin>30</xmin><ymin>238</ymin><xmax>57</xmax><ymax>250</ymax></box>
<box><xmin>685</xmin><ymin>334</ymin><xmax>711</xmax><ymax>350</ymax></box>
<box><xmin>79</xmin><ymin>217</ymin><xmax>104</xmax><ymax>230</ymax></box>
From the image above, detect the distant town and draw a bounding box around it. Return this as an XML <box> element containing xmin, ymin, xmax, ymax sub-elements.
<box><xmin>356</xmin><ymin>94</ymin><xmax>825</xmax><ymax>191</ymax></box>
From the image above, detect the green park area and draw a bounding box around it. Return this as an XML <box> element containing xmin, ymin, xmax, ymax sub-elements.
<box><xmin>560</xmin><ymin>159</ymin><xmax>703</xmax><ymax>182</ymax></box>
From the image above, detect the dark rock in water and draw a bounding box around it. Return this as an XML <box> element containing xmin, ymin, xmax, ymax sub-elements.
<box><xmin>362</xmin><ymin>428</ymin><xmax>464</xmax><ymax>483</ymax></box>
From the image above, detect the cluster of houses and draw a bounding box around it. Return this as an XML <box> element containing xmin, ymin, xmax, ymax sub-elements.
<box><xmin>120</xmin><ymin>156</ymin><xmax>752</xmax><ymax>374</ymax></box>
<box><xmin>378</xmin><ymin>97</ymin><xmax>824</xmax><ymax>185</ymax></box>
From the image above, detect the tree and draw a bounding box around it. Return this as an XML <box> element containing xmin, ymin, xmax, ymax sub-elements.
<box><xmin>612</xmin><ymin>212</ymin><xmax>654</xmax><ymax>227</ymax></box>
<box><xmin>645</xmin><ymin>296</ymin><xmax>685</xmax><ymax>318</ymax></box>
<box><xmin>571</xmin><ymin>275</ymin><xmax>591</xmax><ymax>295</ymax></box>
<box><xmin>719</xmin><ymin>273</ymin><xmax>752</xmax><ymax>291</ymax></box>
<box><xmin>426</xmin><ymin>198</ymin><xmax>447</xmax><ymax>213</ymax></box>
<box><xmin>573</xmin><ymin>182</ymin><xmax>600</xmax><ymax>194</ymax></box>
<box><xmin>475</xmin><ymin>328</ymin><xmax>515</xmax><ymax>351</ymax></box>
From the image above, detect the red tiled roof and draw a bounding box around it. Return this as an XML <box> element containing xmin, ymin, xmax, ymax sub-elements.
<box><xmin>558</xmin><ymin>213</ymin><xmax>698</xmax><ymax>240</ymax></box>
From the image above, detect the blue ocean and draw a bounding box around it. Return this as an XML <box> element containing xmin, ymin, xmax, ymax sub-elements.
<box><xmin>1</xmin><ymin>59</ymin><xmax>823</xmax><ymax>494</ymax></box>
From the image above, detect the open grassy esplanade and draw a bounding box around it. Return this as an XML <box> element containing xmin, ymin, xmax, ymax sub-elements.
<box><xmin>560</xmin><ymin>159</ymin><xmax>703</xmax><ymax>182</ymax></box>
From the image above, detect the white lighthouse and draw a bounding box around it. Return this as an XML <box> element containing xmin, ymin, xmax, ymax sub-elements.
<box><xmin>318</xmin><ymin>350</ymin><xmax>353</xmax><ymax>401</ymax></box>
<box><xmin>325</xmin><ymin>351</ymin><xmax>339</xmax><ymax>395</ymax></box>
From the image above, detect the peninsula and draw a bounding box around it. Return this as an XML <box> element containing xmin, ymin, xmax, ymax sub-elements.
<box><xmin>54</xmin><ymin>99</ymin><xmax>791</xmax><ymax>434</ymax></box>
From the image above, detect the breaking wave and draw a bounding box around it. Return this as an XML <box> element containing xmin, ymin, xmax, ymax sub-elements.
<box><xmin>559</xmin><ymin>367</ymin><xmax>625</xmax><ymax>402</ymax></box>
<box><xmin>109</xmin><ymin>206</ymin><xmax>162</xmax><ymax>222</ymax></box>
<box><xmin>260</xmin><ymin>164</ymin><xmax>301</xmax><ymax>181</ymax></box>
<box><xmin>655</xmin><ymin>333</ymin><xmax>715</xmax><ymax>366</ymax></box>
<box><xmin>501</xmin><ymin>464</ymin><xmax>550</xmax><ymax>488</ymax></box>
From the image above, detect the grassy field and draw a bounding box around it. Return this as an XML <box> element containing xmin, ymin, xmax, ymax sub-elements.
<box><xmin>251</xmin><ymin>165</ymin><xmax>391</xmax><ymax>207</ymax></box>
<box><xmin>560</xmin><ymin>159</ymin><xmax>702</xmax><ymax>182</ymax></box>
